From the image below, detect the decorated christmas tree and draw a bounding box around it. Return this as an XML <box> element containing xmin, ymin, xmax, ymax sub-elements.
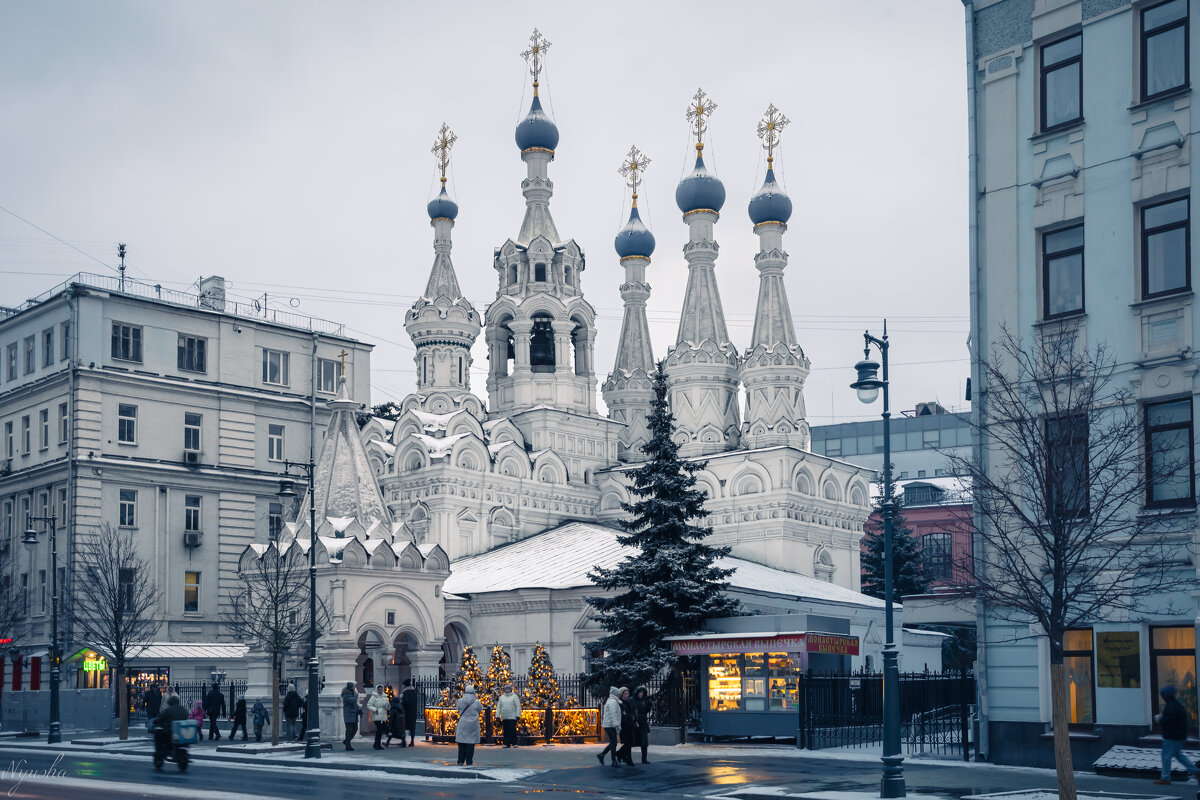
<box><xmin>524</xmin><ymin>643</ymin><xmax>561</xmax><ymax>709</ymax></box>
<box><xmin>437</xmin><ymin>645</ymin><xmax>484</xmax><ymax>706</ymax></box>
<box><xmin>483</xmin><ymin>645</ymin><xmax>513</xmax><ymax>706</ymax></box>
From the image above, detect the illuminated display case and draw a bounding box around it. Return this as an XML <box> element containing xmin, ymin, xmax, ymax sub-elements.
<box><xmin>769</xmin><ymin>653</ymin><xmax>801</xmax><ymax>710</ymax></box>
<box><xmin>708</xmin><ymin>652</ymin><xmax>804</xmax><ymax>713</ymax></box>
<box><xmin>708</xmin><ymin>654</ymin><xmax>742</xmax><ymax>711</ymax></box>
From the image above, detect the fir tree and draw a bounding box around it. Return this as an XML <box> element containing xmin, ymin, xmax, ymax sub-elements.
<box><xmin>860</xmin><ymin>502</ymin><xmax>929</xmax><ymax>599</ymax></box>
<box><xmin>438</xmin><ymin>645</ymin><xmax>484</xmax><ymax>706</ymax></box>
<box><xmin>484</xmin><ymin>645</ymin><xmax>513</xmax><ymax>706</ymax></box>
<box><xmin>524</xmin><ymin>643</ymin><xmax>562</xmax><ymax>709</ymax></box>
<box><xmin>586</xmin><ymin>362</ymin><xmax>740</xmax><ymax>694</ymax></box>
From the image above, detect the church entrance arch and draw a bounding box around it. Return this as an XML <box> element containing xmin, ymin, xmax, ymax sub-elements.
<box><xmin>357</xmin><ymin>629</ymin><xmax>385</xmax><ymax>689</ymax></box>
<box><xmin>441</xmin><ymin>621</ymin><xmax>470</xmax><ymax>679</ymax></box>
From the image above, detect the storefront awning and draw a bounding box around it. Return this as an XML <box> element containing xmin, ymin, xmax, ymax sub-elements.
<box><xmin>127</xmin><ymin>643</ymin><xmax>250</xmax><ymax>661</ymax></box>
<box><xmin>665</xmin><ymin>631</ymin><xmax>859</xmax><ymax>656</ymax></box>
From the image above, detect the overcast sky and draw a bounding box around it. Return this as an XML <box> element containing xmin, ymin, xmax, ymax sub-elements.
<box><xmin>1</xmin><ymin>1</ymin><xmax>970</xmax><ymax>425</ymax></box>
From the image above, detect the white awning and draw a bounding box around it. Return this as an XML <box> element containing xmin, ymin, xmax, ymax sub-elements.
<box><xmin>127</xmin><ymin>643</ymin><xmax>250</xmax><ymax>662</ymax></box>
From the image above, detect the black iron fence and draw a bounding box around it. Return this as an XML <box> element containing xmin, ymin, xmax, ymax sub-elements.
<box><xmin>167</xmin><ymin>681</ymin><xmax>247</xmax><ymax>718</ymax></box>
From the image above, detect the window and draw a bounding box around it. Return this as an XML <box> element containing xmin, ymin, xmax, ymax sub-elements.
<box><xmin>1142</xmin><ymin>0</ymin><xmax>1189</xmax><ymax>101</ymax></box>
<box><xmin>534</xmin><ymin>263</ymin><xmax>546</xmax><ymax>282</ymax></box>
<box><xmin>1047</xmin><ymin>414</ymin><xmax>1089</xmax><ymax>518</ymax></box>
<box><xmin>21</xmin><ymin>416</ymin><xmax>30</xmax><ymax>455</ymax></box>
<box><xmin>457</xmin><ymin>357</ymin><xmax>463</xmax><ymax>384</ymax></box>
<box><xmin>38</xmin><ymin>409</ymin><xmax>48</xmax><ymax>450</ymax></box>
<box><xmin>1041</xmin><ymin>33</ymin><xmax>1082</xmax><ymax>131</ymax></box>
<box><xmin>38</xmin><ymin>570</ymin><xmax>45</xmax><ymax>615</ymax></box>
<box><xmin>1146</xmin><ymin>398</ymin><xmax>1195</xmax><ymax>507</ymax></box>
<box><xmin>1043</xmin><ymin>224</ymin><xmax>1085</xmax><ymax>318</ymax></box>
<box><xmin>118</xmin><ymin>568</ymin><xmax>135</xmax><ymax>612</ymax></box>
<box><xmin>42</xmin><ymin>329</ymin><xmax>53</xmax><ymax>368</ymax></box>
<box><xmin>20</xmin><ymin>497</ymin><xmax>28</xmax><ymax>531</ymax></box>
<box><xmin>268</xmin><ymin>501</ymin><xmax>283</xmax><ymax>541</ymax></box>
<box><xmin>57</xmin><ymin>488</ymin><xmax>66</xmax><ymax>529</ymax></box>
<box><xmin>184</xmin><ymin>495</ymin><xmax>201</xmax><ymax>532</ymax></box>
<box><xmin>60</xmin><ymin>322</ymin><xmax>69</xmax><ymax>361</ymax></box>
<box><xmin>184</xmin><ymin>571</ymin><xmax>200</xmax><ymax>612</ymax></box>
<box><xmin>262</xmin><ymin>349</ymin><xmax>289</xmax><ymax>386</ymax></box>
<box><xmin>267</xmin><ymin>424</ymin><xmax>284</xmax><ymax>462</ymax></box>
<box><xmin>118</xmin><ymin>489</ymin><xmax>137</xmax><ymax>528</ymax></box>
<box><xmin>317</xmin><ymin>358</ymin><xmax>338</xmax><ymax>393</ymax></box>
<box><xmin>2</xmin><ymin>501</ymin><xmax>10</xmax><ymax>541</ymax></box>
<box><xmin>183</xmin><ymin>413</ymin><xmax>202</xmax><ymax>454</ymax></box>
<box><xmin>177</xmin><ymin>335</ymin><xmax>207</xmax><ymax>373</ymax></box>
<box><xmin>922</xmin><ymin>429</ymin><xmax>940</xmax><ymax>449</ymax></box>
<box><xmin>1064</xmin><ymin>628</ymin><xmax>1095</xmax><ymax>726</ymax></box>
<box><xmin>22</xmin><ymin>336</ymin><xmax>34</xmax><ymax>375</ymax></box>
<box><xmin>117</xmin><ymin>404</ymin><xmax>137</xmax><ymax>444</ymax></box>
<box><xmin>1152</xmin><ymin>626</ymin><xmax>1198</xmax><ymax>730</ymax></box>
<box><xmin>5</xmin><ymin>343</ymin><xmax>15</xmax><ymax>381</ymax></box>
<box><xmin>110</xmin><ymin>323</ymin><xmax>142</xmax><ymax>363</ymax></box>
<box><xmin>20</xmin><ymin>574</ymin><xmax>27</xmax><ymax>616</ymax></box>
<box><xmin>4</xmin><ymin>421</ymin><xmax>12</xmax><ymax>459</ymax></box>
<box><xmin>58</xmin><ymin>403</ymin><xmax>68</xmax><ymax>445</ymax></box>
<box><xmin>1142</xmin><ymin>198</ymin><xmax>1190</xmax><ymax>298</ymax></box>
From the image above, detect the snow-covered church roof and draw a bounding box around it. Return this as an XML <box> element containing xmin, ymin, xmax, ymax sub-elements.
<box><xmin>444</xmin><ymin>520</ymin><xmax>886</xmax><ymax>610</ymax></box>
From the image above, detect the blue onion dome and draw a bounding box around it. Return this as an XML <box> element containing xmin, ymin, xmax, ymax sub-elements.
<box><xmin>747</xmin><ymin>167</ymin><xmax>792</xmax><ymax>225</ymax></box>
<box><xmin>514</xmin><ymin>95</ymin><xmax>560</xmax><ymax>153</ymax></box>
<box><xmin>614</xmin><ymin>205</ymin><xmax>656</xmax><ymax>259</ymax></box>
<box><xmin>427</xmin><ymin>185</ymin><xmax>459</xmax><ymax>221</ymax></box>
<box><xmin>675</xmin><ymin>154</ymin><xmax>726</xmax><ymax>214</ymax></box>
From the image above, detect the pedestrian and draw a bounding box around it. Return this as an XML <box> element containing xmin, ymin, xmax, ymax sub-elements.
<box><xmin>204</xmin><ymin>683</ymin><xmax>227</xmax><ymax>741</ymax></box>
<box><xmin>162</xmin><ymin>684</ymin><xmax>177</xmax><ymax>708</ymax></box>
<box><xmin>616</xmin><ymin>687</ymin><xmax>636</xmax><ymax>765</ymax></box>
<box><xmin>454</xmin><ymin>684</ymin><xmax>483</xmax><ymax>766</ymax></box>
<box><xmin>1155</xmin><ymin>685</ymin><xmax>1200</xmax><ymax>784</ymax></box>
<box><xmin>143</xmin><ymin>683</ymin><xmax>162</xmax><ymax>721</ymax></box>
<box><xmin>282</xmin><ymin>684</ymin><xmax>302</xmax><ymax>741</ymax></box>
<box><xmin>229</xmin><ymin>697</ymin><xmax>248</xmax><ymax>741</ymax></box>
<box><xmin>251</xmin><ymin>698</ymin><xmax>269</xmax><ymax>743</ymax></box>
<box><xmin>387</xmin><ymin>690</ymin><xmax>406</xmax><ymax>748</ymax></box>
<box><xmin>400</xmin><ymin>678</ymin><xmax>418</xmax><ymax>747</ymax></box>
<box><xmin>368</xmin><ymin>684</ymin><xmax>391</xmax><ymax>750</ymax></box>
<box><xmin>632</xmin><ymin>686</ymin><xmax>651</xmax><ymax>763</ymax></box>
<box><xmin>341</xmin><ymin>681</ymin><xmax>360</xmax><ymax>751</ymax></box>
<box><xmin>498</xmin><ymin>683</ymin><xmax>521</xmax><ymax>748</ymax></box>
<box><xmin>597</xmin><ymin>686</ymin><xmax>621</xmax><ymax>767</ymax></box>
<box><xmin>297</xmin><ymin>693</ymin><xmax>308</xmax><ymax>741</ymax></box>
<box><xmin>189</xmin><ymin>699</ymin><xmax>206</xmax><ymax>731</ymax></box>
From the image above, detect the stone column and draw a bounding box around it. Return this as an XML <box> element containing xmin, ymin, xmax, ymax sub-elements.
<box><xmin>551</xmin><ymin>320</ymin><xmax>574</xmax><ymax>372</ymax></box>
<box><xmin>509</xmin><ymin>319</ymin><xmax>533</xmax><ymax>373</ymax></box>
<box><xmin>318</xmin><ymin>639</ymin><xmax>360</xmax><ymax>745</ymax></box>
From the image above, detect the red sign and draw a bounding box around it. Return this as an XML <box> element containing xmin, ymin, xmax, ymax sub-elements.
<box><xmin>668</xmin><ymin>632</ymin><xmax>860</xmax><ymax>657</ymax></box>
<box><xmin>806</xmin><ymin>634</ymin><xmax>859</xmax><ymax>656</ymax></box>
<box><xmin>0</xmin><ymin>638</ymin><xmax>12</xmax><ymax>645</ymax></box>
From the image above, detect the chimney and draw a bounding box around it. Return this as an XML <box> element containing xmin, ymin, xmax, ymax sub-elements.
<box><xmin>198</xmin><ymin>276</ymin><xmax>226</xmax><ymax>312</ymax></box>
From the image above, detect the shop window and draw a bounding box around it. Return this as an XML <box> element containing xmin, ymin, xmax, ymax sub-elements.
<box><xmin>1152</xmin><ymin>626</ymin><xmax>1198</xmax><ymax>730</ymax></box>
<box><xmin>1064</xmin><ymin>628</ymin><xmax>1095</xmax><ymax>726</ymax></box>
<box><xmin>708</xmin><ymin>654</ymin><xmax>742</xmax><ymax>711</ymax></box>
<box><xmin>743</xmin><ymin>653</ymin><xmax>767</xmax><ymax>711</ymax></box>
<box><xmin>1096</xmin><ymin>631</ymin><xmax>1141</xmax><ymax>688</ymax></box>
<box><xmin>768</xmin><ymin>653</ymin><xmax>801</xmax><ymax>711</ymax></box>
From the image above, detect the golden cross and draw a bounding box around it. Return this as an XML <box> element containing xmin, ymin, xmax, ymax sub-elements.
<box><xmin>756</xmin><ymin>103</ymin><xmax>790</xmax><ymax>166</ymax></box>
<box><xmin>431</xmin><ymin>123</ymin><xmax>457</xmax><ymax>186</ymax></box>
<box><xmin>618</xmin><ymin>145</ymin><xmax>651</xmax><ymax>208</ymax></box>
<box><xmin>338</xmin><ymin>349</ymin><xmax>348</xmax><ymax>376</ymax></box>
<box><xmin>686</xmin><ymin>88</ymin><xmax>717</xmax><ymax>154</ymax></box>
<box><xmin>521</xmin><ymin>29</ymin><xmax>551</xmax><ymax>94</ymax></box>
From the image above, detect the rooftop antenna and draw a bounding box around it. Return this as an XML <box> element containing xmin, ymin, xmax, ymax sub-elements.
<box><xmin>117</xmin><ymin>243</ymin><xmax>127</xmax><ymax>291</ymax></box>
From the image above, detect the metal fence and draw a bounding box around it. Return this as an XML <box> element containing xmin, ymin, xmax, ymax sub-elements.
<box><xmin>168</xmin><ymin>681</ymin><xmax>247</xmax><ymax>717</ymax></box>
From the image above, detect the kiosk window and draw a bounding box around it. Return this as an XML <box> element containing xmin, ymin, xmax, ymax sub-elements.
<box><xmin>709</xmin><ymin>654</ymin><xmax>741</xmax><ymax>711</ymax></box>
<box><xmin>769</xmin><ymin>653</ymin><xmax>801</xmax><ymax>710</ymax></box>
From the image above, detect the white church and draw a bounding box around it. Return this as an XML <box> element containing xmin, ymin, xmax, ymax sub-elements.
<box><xmin>240</xmin><ymin>33</ymin><xmax>912</xmax><ymax>741</ymax></box>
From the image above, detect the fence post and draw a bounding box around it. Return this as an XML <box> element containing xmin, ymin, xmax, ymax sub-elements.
<box><xmin>797</xmin><ymin>670</ymin><xmax>808</xmax><ymax>750</ymax></box>
<box><xmin>960</xmin><ymin>667</ymin><xmax>970</xmax><ymax>762</ymax></box>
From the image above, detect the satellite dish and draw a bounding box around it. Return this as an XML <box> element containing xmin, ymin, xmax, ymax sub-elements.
<box><xmin>289</xmin><ymin>298</ymin><xmax>300</xmax><ymax>308</ymax></box>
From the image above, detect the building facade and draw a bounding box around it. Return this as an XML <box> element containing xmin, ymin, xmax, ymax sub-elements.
<box><xmin>965</xmin><ymin>0</ymin><xmax>1199</xmax><ymax>766</ymax></box>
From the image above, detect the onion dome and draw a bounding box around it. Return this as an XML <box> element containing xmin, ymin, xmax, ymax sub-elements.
<box><xmin>427</xmin><ymin>185</ymin><xmax>459</xmax><ymax>221</ymax></box>
<box><xmin>614</xmin><ymin>205</ymin><xmax>655</xmax><ymax>259</ymax></box>
<box><xmin>675</xmin><ymin>154</ymin><xmax>726</xmax><ymax>214</ymax></box>
<box><xmin>747</xmin><ymin>167</ymin><xmax>792</xmax><ymax>225</ymax></box>
<box><xmin>515</xmin><ymin>95</ymin><xmax>560</xmax><ymax>153</ymax></box>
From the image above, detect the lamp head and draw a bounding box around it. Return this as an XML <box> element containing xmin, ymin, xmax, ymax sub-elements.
<box><xmin>277</xmin><ymin>478</ymin><xmax>297</xmax><ymax>500</ymax></box>
<box><xmin>21</xmin><ymin>528</ymin><xmax>38</xmax><ymax>547</ymax></box>
<box><xmin>850</xmin><ymin>358</ymin><xmax>883</xmax><ymax>405</ymax></box>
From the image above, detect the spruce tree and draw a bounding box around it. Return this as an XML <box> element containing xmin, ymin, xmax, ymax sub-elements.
<box><xmin>586</xmin><ymin>362</ymin><xmax>740</xmax><ymax>694</ymax></box>
<box><xmin>860</xmin><ymin>502</ymin><xmax>929</xmax><ymax>599</ymax></box>
<box><xmin>484</xmin><ymin>645</ymin><xmax>513</xmax><ymax>706</ymax></box>
<box><xmin>525</xmin><ymin>643</ymin><xmax>562</xmax><ymax>709</ymax></box>
<box><xmin>438</xmin><ymin>645</ymin><xmax>484</xmax><ymax>706</ymax></box>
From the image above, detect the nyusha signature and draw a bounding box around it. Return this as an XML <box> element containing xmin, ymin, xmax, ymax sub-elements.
<box><xmin>2</xmin><ymin>754</ymin><xmax>67</xmax><ymax>797</ymax></box>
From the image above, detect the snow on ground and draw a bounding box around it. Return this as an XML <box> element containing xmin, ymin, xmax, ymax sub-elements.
<box><xmin>964</xmin><ymin>792</ymin><xmax>1175</xmax><ymax>800</ymax></box>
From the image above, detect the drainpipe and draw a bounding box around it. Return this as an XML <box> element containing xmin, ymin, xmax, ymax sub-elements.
<box><xmin>310</xmin><ymin>335</ymin><xmax>318</xmax><ymax>467</ymax></box>
<box><xmin>961</xmin><ymin>0</ymin><xmax>989</xmax><ymax>763</ymax></box>
<box><xmin>64</xmin><ymin>288</ymin><xmax>78</xmax><ymax>664</ymax></box>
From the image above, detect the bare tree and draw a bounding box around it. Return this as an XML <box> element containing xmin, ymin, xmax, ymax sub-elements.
<box><xmin>223</xmin><ymin>542</ymin><xmax>329</xmax><ymax>746</ymax></box>
<box><xmin>950</xmin><ymin>328</ymin><xmax>1194</xmax><ymax>800</ymax></box>
<box><xmin>69</xmin><ymin>523</ymin><xmax>160</xmax><ymax>740</ymax></box>
<box><xmin>0</xmin><ymin>550</ymin><xmax>26</xmax><ymax>646</ymax></box>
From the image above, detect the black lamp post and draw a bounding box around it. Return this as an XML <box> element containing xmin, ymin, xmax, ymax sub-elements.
<box><xmin>849</xmin><ymin>321</ymin><xmax>905</xmax><ymax>799</ymax></box>
<box><xmin>278</xmin><ymin>461</ymin><xmax>321</xmax><ymax>759</ymax></box>
<box><xmin>23</xmin><ymin>514</ymin><xmax>60</xmax><ymax>744</ymax></box>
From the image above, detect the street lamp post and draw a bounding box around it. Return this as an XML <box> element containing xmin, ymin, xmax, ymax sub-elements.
<box><xmin>849</xmin><ymin>321</ymin><xmax>905</xmax><ymax>799</ymax></box>
<box><xmin>23</xmin><ymin>514</ymin><xmax>61</xmax><ymax>744</ymax></box>
<box><xmin>278</xmin><ymin>460</ymin><xmax>321</xmax><ymax>759</ymax></box>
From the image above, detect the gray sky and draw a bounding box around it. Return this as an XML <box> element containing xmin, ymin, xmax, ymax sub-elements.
<box><xmin>1</xmin><ymin>1</ymin><xmax>970</xmax><ymax>425</ymax></box>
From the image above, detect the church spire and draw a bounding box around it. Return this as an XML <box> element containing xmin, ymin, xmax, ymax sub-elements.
<box><xmin>405</xmin><ymin>123</ymin><xmax>480</xmax><ymax>395</ymax></box>
<box><xmin>665</xmin><ymin>89</ymin><xmax>740</xmax><ymax>456</ymax></box>
<box><xmin>514</xmin><ymin>28</ymin><xmax>560</xmax><ymax>245</ymax></box>
<box><xmin>742</xmin><ymin>104</ymin><xmax>811</xmax><ymax>450</ymax></box>
<box><xmin>604</xmin><ymin>146</ymin><xmax>657</xmax><ymax>461</ymax></box>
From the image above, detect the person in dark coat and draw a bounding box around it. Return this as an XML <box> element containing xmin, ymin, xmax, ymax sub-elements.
<box><xmin>400</xmin><ymin>679</ymin><xmax>418</xmax><ymax>747</ymax></box>
<box><xmin>282</xmin><ymin>684</ymin><xmax>302</xmax><ymax>741</ymax></box>
<box><xmin>153</xmin><ymin>696</ymin><xmax>189</xmax><ymax>757</ymax></box>
<box><xmin>341</xmin><ymin>682</ymin><xmax>361</xmax><ymax>750</ymax></box>
<box><xmin>386</xmin><ymin>691</ymin><xmax>406</xmax><ymax>747</ymax></box>
<box><xmin>229</xmin><ymin>698</ymin><xmax>248</xmax><ymax>741</ymax></box>
<box><xmin>1156</xmin><ymin>685</ymin><xmax>1199</xmax><ymax>784</ymax></box>
<box><xmin>297</xmin><ymin>694</ymin><xmax>308</xmax><ymax>741</ymax></box>
<box><xmin>616</xmin><ymin>687</ymin><xmax>636</xmax><ymax>765</ymax></box>
<box><xmin>143</xmin><ymin>684</ymin><xmax>163</xmax><ymax>720</ymax></box>
<box><xmin>251</xmin><ymin>699</ymin><xmax>269</xmax><ymax>743</ymax></box>
<box><xmin>204</xmin><ymin>684</ymin><xmax>227</xmax><ymax>740</ymax></box>
<box><xmin>631</xmin><ymin>686</ymin><xmax>651</xmax><ymax>764</ymax></box>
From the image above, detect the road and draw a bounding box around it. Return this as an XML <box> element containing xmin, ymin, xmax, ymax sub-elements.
<box><xmin>0</xmin><ymin>745</ymin><xmax>1193</xmax><ymax>800</ymax></box>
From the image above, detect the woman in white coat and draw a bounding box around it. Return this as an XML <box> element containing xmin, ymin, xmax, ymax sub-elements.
<box><xmin>455</xmin><ymin>684</ymin><xmax>483</xmax><ymax>766</ymax></box>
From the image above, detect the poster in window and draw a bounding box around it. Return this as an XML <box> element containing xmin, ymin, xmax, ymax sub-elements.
<box><xmin>1097</xmin><ymin>632</ymin><xmax>1141</xmax><ymax>688</ymax></box>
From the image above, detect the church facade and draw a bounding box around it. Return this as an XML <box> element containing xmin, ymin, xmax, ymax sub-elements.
<box><xmin>240</xmin><ymin>34</ymin><xmax>884</xmax><ymax>741</ymax></box>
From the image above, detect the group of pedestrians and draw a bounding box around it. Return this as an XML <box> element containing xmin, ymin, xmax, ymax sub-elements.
<box><xmin>597</xmin><ymin>686</ymin><xmax>650</xmax><ymax>767</ymax></box>
<box><xmin>340</xmin><ymin>678</ymin><xmax>419</xmax><ymax>752</ymax></box>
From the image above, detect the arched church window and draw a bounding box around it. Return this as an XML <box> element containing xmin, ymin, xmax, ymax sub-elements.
<box><xmin>530</xmin><ymin>314</ymin><xmax>555</xmax><ymax>372</ymax></box>
<box><xmin>534</xmin><ymin>263</ymin><xmax>546</xmax><ymax>282</ymax></box>
<box><xmin>563</xmin><ymin>265</ymin><xmax>572</xmax><ymax>286</ymax></box>
<box><xmin>457</xmin><ymin>357</ymin><xmax>463</xmax><ymax>384</ymax></box>
<box><xmin>571</xmin><ymin>320</ymin><xmax>587</xmax><ymax>376</ymax></box>
<box><xmin>508</xmin><ymin>264</ymin><xmax>518</xmax><ymax>286</ymax></box>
